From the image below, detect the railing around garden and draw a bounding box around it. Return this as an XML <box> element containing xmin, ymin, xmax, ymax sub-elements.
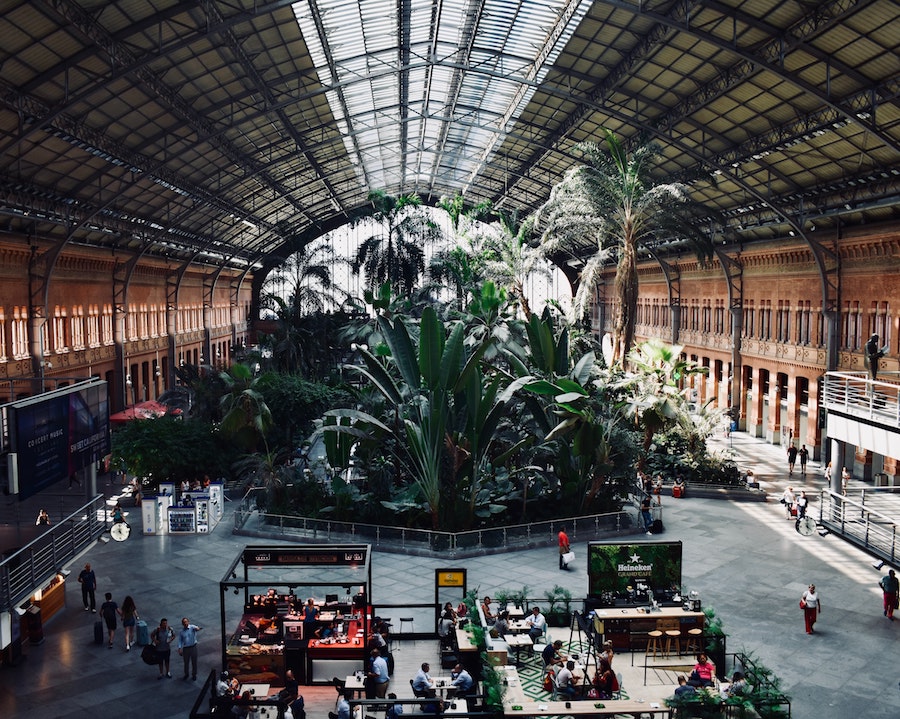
<box><xmin>0</xmin><ymin>494</ymin><xmax>108</xmax><ymax>611</ymax></box>
<box><xmin>818</xmin><ymin>488</ymin><xmax>900</xmax><ymax>564</ymax></box>
<box><xmin>234</xmin><ymin>489</ymin><xmax>637</xmax><ymax>558</ymax></box>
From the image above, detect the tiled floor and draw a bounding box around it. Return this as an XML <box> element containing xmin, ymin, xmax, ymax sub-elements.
<box><xmin>1</xmin><ymin>432</ymin><xmax>899</xmax><ymax>719</ymax></box>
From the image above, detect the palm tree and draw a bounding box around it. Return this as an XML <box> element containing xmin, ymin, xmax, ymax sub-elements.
<box><xmin>351</xmin><ymin>190</ymin><xmax>445</xmax><ymax>296</ymax></box>
<box><xmin>263</xmin><ymin>239</ymin><xmax>343</xmax><ymax>315</ymax></box>
<box><xmin>478</xmin><ymin>209</ymin><xmax>546</xmax><ymax>321</ymax></box>
<box><xmin>614</xmin><ymin>338</ymin><xmax>706</xmax><ymax>469</ymax></box>
<box><xmin>536</xmin><ymin>129</ymin><xmax>713</xmax><ymax>365</ymax></box>
<box><xmin>219</xmin><ymin>363</ymin><xmax>273</xmax><ymax>452</ymax></box>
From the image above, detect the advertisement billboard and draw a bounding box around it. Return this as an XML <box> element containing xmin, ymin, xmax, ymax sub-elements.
<box><xmin>8</xmin><ymin>381</ymin><xmax>110</xmax><ymax>499</ymax></box>
<box><xmin>587</xmin><ymin>540</ymin><xmax>683</xmax><ymax>601</ymax></box>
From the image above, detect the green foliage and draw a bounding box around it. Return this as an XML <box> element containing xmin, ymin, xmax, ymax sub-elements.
<box><xmin>111</xmin><ymin>416</ymin><xmax>232</xmax><ymax>492</ymax></box>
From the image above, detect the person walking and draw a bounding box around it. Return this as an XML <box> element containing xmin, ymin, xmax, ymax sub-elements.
<box><xmin>35</xmin><ymin>509</ymin><xmax>51</xmax><ymax>526</ymax></box>
<box><xmin>781</xmin><ymin>486</ymin><xmax>796</xmax><ymax>520</ymax></box>
<box><xmin>177</xmin><ymin>616</ymin><xmax>203</xmax><ymax>680</ymax></box>
<box><xmin>787</xmin><ymin>444</ymin><xmax>798</xmax><ymax>475</ymax></box>
<box><xmin>796</xmin><ymin>491</ymin><xmax>809</xmax><ymax>519</ymax></box>
<box><xmin>841</xmin><ymin>467</ymin><xmax>850</xmax><ymax>494</ymax></box>
<box><xmin>824</xmin><ymin>461</ymin><xmax>833</xmax><ymax>485</ymax></box>
<box><xmin>99</xmin><ymin>592</ymin><xmax>120</xmax><ymax>649</ymax></box>
<box><xmin>121</xmin><ymin>595</ymin><xmax>139</xmax><ymax>650</ymax></box>
<box><xmin>558</xmin><ymin>526</ymin><xmax>570</xmax><ymax>570</ymax></box>
<box><xmin>151</xmin><ymin>618</ymin><xmax>175</xmax><ymax>679</ymax></box>
<box><xmin>879</xmin><ymin>569</ymin><xmax>899</xmax><ymax>621</ymax></box>
<box><xmin>640</xmin><ymin>494</ymin><xmax>653</xmax><ymax>533</ymax></box>
<box><xmin>78</xmin><ymin>563</ymin><xmax>97</xmax><ymax>612</ymax></box>
<box><xmin>798</xmin><ymin>445</ymin><xmax>809</xmax><ymax>475</ymax></box>
<box><xmin>800</xmin><ymin>584</ymin><xmax>821</xmax><ymax>634</ymax></box>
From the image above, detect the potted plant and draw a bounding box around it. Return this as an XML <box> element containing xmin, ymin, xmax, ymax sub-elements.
<box><xmin>702</xmin><ymin>606</ymin><xmax>727</xmax><ymax>677</ymax></box>
<box><xmin>543</xmin><ymin>585</ymin><xmax>573</xmax><ymax>627</ymax></box>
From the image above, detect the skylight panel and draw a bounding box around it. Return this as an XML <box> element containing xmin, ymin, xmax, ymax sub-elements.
<box><xmin>292</xmin><ymin>0</ymin><xmax>592</xmax><ymax>192</ymax></box>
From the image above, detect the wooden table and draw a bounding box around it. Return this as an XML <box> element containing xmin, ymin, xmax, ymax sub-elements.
<box><xmin>505</xmin><ymin>699</ymin><xmax>671</xmax><ymax>717</ymax></box>
<box><xmin>455</xmin><ymin>628</ymin><xmax>478</xmax><ymax>653</ymax></box>
<box><xmin>590</xmin><ymin>606</ymin><xmax>704</xmax><ymax>652</ymax></box>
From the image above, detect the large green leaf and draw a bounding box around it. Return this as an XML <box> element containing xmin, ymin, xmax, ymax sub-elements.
<box><xmin>351</xmin><ymin>350</ymin><xmax>403</xmax><ymax>405</ymax></box>
<box><xmin>571</xmin><ymin>352</ymin><xmax>595</xmax><ymax>386</ymax></box>
<box><xmin>554</xmin><ymin>326</ymin><xmax>570</xmax><ymax>375</ymax></box>
<box><xmin>418</xmin><ymin>305</ymin><xmax>444</xmax><ymax>390</ymax></box>
<box><xmin>378</xmin><ymin>315</ymin><xmax>420</xmax><ymax>391</ymax></box>
<box><xmin>439</xmin><ymin>321</ymin><xmax>465</xmax><ymax>389</ymax></box>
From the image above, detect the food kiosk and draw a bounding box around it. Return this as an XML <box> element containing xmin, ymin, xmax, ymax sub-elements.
<box><xmin>219</xmin><ymin>544</ymin><xmax>372</xmax><ymax>687</ymax></box>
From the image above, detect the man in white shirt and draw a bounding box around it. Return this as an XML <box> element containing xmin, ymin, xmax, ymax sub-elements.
<box><xmin>449</xmin><ymin>664</ymin><xmax>474</xmax><ymax>697</ymax></box>
<box><xmin>556</xmin><ymin>660</ymin><xmax>578</xmax><ymax>698</ymax></box>
<box><xmin>525</xmin><ymin>606</ymin><xmax>547</xmax><ymax>641</ymax></box>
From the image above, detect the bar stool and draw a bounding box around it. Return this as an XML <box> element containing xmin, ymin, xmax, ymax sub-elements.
<box><xmin>646</xmin><ymin>629</ymin><xmax>663</xmax><ymax>657</ymax></box>
<box><xmin>684</xmin><ymin>628</ymin><xmax>704</xmax><ymax>655</ymax></box>
<box><xmin>399</xmin><ymin>617</ymin><xmax>414</xmax><ymax>635</ymax></box>
<box><xmin>664</xmin><ymin>628</ymin><xmax>682</xmax><ymax>657</ymax></box>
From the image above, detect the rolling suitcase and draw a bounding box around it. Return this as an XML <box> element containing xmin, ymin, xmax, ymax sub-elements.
<box><xmin>136</xmin><ymin>619</ymin><xmax>150</xmax><ymax>646</ymax></box>
<box><xmin>94</xmin><ymin>620</ymin><xmax>104</xmax><ymax>645</ymax></box>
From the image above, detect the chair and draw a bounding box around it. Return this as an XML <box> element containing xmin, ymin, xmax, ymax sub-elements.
<box><xmin>410</xmin><ymin>678</ymin><xmax>429</xmax><ymax>699</ymax></box>
<box><xmin>399</xmin><ymin>617</ymin><xmax>414</xmax><ymax>637</ymax></box>
<box><xmin>646</xmin><ymin>628</ymin><xmax>664</xmax><ymax>658</ymax></box>
<box><xmin>685</xmin><ymin>627</ymin><xmax>704</xmax><ymax>655</ymax></box>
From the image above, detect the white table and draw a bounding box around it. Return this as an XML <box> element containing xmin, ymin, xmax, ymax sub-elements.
<box><xmin>504</xmin><ymin>633</ymin><xmax>533</xmax><ymax>666</ymax></box>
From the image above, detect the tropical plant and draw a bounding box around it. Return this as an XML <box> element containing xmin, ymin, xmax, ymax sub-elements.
<box><xmin>614</xmin><ymin>338</ymin><xmax>707</xmax><ymax>470</ymax></box>
<box><xmin>219</xmin><ymin>363</ymin><xmax>274</xmax><ymax>452</ymax></box>
<box><xmin>351</xmin><ymin>189</ymin><xmax>445</xmax><ymax>296</ymax></box>
<box><xmin>262</xmin><ymin>238</ymin><xmax>343</xmax><ymax>315</ymax></box>
<box><xmin>535</xmin><ymin>129</ymin><xmax>714</xmax><ymax>365</ymax></box>
<box><xmin>478</xmin><ymin>208</ymin><xmax>546</xmax><ymax>321</ymax></box>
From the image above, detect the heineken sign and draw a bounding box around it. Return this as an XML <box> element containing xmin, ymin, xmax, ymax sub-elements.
<box><xmin>587</xmin><ymin>541</ymin><xmax>682</xmax><ymax>598</ymax></box>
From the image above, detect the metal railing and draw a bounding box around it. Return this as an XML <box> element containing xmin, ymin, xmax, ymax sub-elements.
<box><xmin>0</xmin><ymin>494</ymin><xmax>108</xmax><ymax>611</ymax></box>
<box><xmin>234</xmin><ymin>491</ymin><xmax>636</xmax><ymax>558</ymax></box>
<box><xmin>817</xmin><ymin>488</ymin><xmax>899</xmax><ymax>564</ymax></box>
<box><xmin>823</xmin><ymin>371</ymin><xmax>900</xmax><ymax>427</ymax></box>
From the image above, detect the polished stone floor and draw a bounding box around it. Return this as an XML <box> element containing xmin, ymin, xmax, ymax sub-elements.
<box><xmin>1</xmin><ymin>431</ymin><xmax>898</xmax><ymax>719</ymax></box>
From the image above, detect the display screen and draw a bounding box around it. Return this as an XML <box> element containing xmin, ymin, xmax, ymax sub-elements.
<box><xmin>587</xmin><ymin>541</ymin><xmax>683</xmax><ymax>599</ymax></box>
<box><xmin>9</xmin><ymin>382</ymin><xmax>110</xmax><ymax>500</ymax></box>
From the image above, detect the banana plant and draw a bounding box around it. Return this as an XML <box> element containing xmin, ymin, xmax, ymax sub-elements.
<box><xmin>322</xmin><ymin>305</ymin><xmax>524</xmax><ymax>529</ymax></box>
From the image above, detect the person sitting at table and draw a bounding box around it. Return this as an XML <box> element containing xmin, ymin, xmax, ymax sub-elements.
<box><xmin>438</xmin><ymin>603</ymin><xmax>457</xmax><ymax>647</ymax></box>
<box><xmin>592</xmin><ymin>658</ymin><xmax>616</xmax><ymax>699</ymax></box>
<box><xmin>720</xmin><ymin>671</ymin><xmax>748</xmax><ymax>699</ymax></box>
<box><xmin>448</xmin><ymin>664</ymin><xmax>474</xmax><ymax>697</ymax></box>
<box><xmin>283</xmin><ymin>669</ymin><xmax>300</xmax><ymax>699</ymax></box>
<box><xmin>492</xmin><ymin>610</ymin><xmax>509</xmax><ymax>638</ymax></box>
<box><xmin>525</xmin><ymin>606</ymin><xmax>547</xmax><ymax>642</ymax></box>
<box><xmin>673</xmin><ymin>675</ymin><xmax>696</xmax><ymax>698</ymax></box>
<box><xmin>412</xmin><ymin>662</ymin><xmax>436</xmax><ymax>698</ymax></box>
<box><xmin>541</xmin><ymin>639</ymin><xmax>566</xmax><ymax>668</ymax></box>
<box><xmin>481</xmin><ymin>596</ymin><xmax>496</xmax><ymax>625</ymax></box>
<box><xmin>556</xmin><ymin>660</ymin><xmax>579</xmax><ymax>699</ymax></box>
<box><xmin>599</xmin><ymin>639</ymin><xmax>615</xmax><ymax>666</ymax></box>
<box><xmin>688</xmin><ymin>653</ymin><xmax>716</xmax><ymax>687</ymax></box>
<box><xmin>329</xmin><ymin>690</ymin><xmax>352</xmax><ymax>719</ymax></box>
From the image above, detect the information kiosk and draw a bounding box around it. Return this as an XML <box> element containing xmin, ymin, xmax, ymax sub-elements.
<box><xmin>219</xmin><ymin>544</ymin><xmax>372</xmax><ymax>688</ymax></box>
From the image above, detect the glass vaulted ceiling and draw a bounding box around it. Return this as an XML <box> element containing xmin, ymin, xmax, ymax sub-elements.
<box><xmin>292</xmin><ymin>0</ymin><xmax>592</xmax><ymax>195</ymax></box>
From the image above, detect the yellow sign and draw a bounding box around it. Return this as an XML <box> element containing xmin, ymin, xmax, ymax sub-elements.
<box><xmin>438</xmin><ymin>571</ymin><xmax>465</xmax><ymax>587</ymax></box>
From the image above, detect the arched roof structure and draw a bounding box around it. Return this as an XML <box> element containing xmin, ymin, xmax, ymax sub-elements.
<box><xmin>0</xmin><ymin>0</ymin><xmax>897</xmax><ymax>272</ymax></box>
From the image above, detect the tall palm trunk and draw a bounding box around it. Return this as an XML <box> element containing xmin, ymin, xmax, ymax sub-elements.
<box><xmin>613</xmin><ymin>231</ymin><xmax>638</xmax><ymax>365</ymax></box>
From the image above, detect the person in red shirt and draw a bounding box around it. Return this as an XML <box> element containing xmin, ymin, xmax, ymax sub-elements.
<box><xmin>558</xmin><ymin>527</ymin><xmax>570</xmax><ymax>570</ymax></box>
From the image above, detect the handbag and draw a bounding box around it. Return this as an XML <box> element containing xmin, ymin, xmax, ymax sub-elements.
<box><xmin>140</xmin><ymin>643</ymin><xmax>159</xmax><ymax>665</ymax></box>
<box><xmin>562</xmin><ymin>551</ymin><xmax>575</xmax><ymax>564</ymax></box>
<box><xmin>799</xmin><ymin>599</ymin><xmax>806</xmax><ymax>609</ymax></box>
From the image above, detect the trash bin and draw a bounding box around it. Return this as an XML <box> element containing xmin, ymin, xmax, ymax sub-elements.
<box><xmin>875</xmin><ymin>472</ymin><xmax>888</xmax><ymax>487</ymax></box>
<box><xmin>26</xmin><ymin>605</ymin><xmax>43</xmax><ymax>645</ymax></box>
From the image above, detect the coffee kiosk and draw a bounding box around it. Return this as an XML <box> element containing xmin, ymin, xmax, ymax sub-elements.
<box><xmin>219</xmin><ymin>544</ymin><xmax>372</xmax><ymax>687</ymax></box>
